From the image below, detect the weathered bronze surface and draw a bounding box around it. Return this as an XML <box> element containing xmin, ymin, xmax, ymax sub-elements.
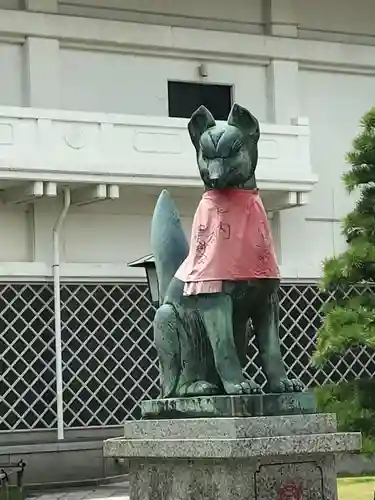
<box><xmin>141</xmin><ymin>392</ymin><xmax>316</xmax><ymax>419</ymax></box>
<box><xmin>150</xmin><ymin>103</ymin><xmax>303</xmax><ymax>400</ymax></box>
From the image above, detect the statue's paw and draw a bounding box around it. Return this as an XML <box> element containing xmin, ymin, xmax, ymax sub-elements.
<box><xmin>267</xmin><ymin>377</ymin><xmax>304</xmax><ymax>393</ymax></box>
<box><xmin>225</xmin><ymin>380</ymin><xmax>262</xmax><ymax>395</ymax></box>
<box><xmin>180</xmin><ymin>381</ymin><xmax>221</xmax><ymax>397</ymax></box>
<box><xmin>288</xmin><ymin>378</ymin><xmax>304</xmax><ymax>392</ymax></box>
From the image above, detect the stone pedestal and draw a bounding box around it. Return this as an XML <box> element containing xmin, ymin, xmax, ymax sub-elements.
<box><xmin>141</xmin><ymin>392</ymin><xmax>317</xmax><ymax>419</ymax></box>
<box><xmin>104</xmin><ymin>395</ymin><xmax>361</xmax><ymax>500</ymax></box>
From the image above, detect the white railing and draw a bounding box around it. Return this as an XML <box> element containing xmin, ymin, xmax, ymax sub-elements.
<box><xmin>0</xmin><ymin>107</ymin><xmax>315</xmax><ymax>191</ymax></box>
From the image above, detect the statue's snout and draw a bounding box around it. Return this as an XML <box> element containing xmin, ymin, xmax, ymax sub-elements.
<box><xmin>208</xmin><ymin>159</ymin><xmax>226</xmax><ymax>189</ymax></box>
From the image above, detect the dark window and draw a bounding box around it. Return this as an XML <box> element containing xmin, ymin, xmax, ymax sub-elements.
<box><xmin>168</xmin><ymin>81</ymin><xmax>232</xmax><ymax>120</ymax></box>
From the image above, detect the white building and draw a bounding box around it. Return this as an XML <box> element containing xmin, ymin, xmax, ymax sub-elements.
<box><xmin>1</xmin><ymin>0</ymin><xmax>375</xmax><ymax>484</ymax></box>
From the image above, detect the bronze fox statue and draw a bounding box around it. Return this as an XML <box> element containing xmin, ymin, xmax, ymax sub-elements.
<box><xmin>151</xmin><ymin>103</ymin><xmax>303</xmax><ymax>397</ymax></box>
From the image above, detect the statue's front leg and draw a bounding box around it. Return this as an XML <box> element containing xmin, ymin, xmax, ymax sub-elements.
<box><xmin>251</xmin><ymin>279</ymin><xmax>304</xmax><ymax>393</ymax></box>
<box><xmin>194</xmin><ymin>293</ymin><xmax>261</xmax><ymax>395</ymax></box>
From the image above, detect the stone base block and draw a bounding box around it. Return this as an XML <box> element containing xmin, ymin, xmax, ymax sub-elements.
<box><xmin>129</xmin><ymin>456</ymin><xmax>336</xmax><ymax>500</ymax></box>
<box><xmin>104</xmin><ymin>413</ymin><xmax>361</xmax><ymax>500</ymax></box>
<box><xmin>141</xmin><ymin>392</ymin><xmax>316</xmax><ymax>419</ymax></box>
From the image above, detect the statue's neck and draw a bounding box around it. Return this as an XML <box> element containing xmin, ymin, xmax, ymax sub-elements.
<box><xmin>203</xmin><ymin>176</ymin><xmax>257</xmax><ymax>192</ymax></box>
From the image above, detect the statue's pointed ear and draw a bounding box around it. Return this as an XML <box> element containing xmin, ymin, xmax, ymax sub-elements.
<box><xmin>188</xmin><ymin>105</ymin><xmax>216</xmax><ymax>151</ymax></box>
<box><xmin>227</xmin><ymin>103</ymin><xmax>260</xmax><ymax>143</ymax></box>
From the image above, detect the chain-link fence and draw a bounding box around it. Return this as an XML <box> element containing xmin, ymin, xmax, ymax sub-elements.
<box><xmin>1</xmin><ymin>281</ymin><xmax>375</xmax><ymax>431</ymax></box>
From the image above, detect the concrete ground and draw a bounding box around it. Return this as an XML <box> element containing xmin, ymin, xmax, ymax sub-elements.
<box><xmin>27</xmin><ymin>482</ymin><xmax>129</xmax><ymax>500</ymax></box>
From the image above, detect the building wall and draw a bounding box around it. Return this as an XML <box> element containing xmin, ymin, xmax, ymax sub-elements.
<box><xmin>0</xmin><ymin>0</ymin><xmax>20</xmax><ymax>9</ymax></box>
<box><xmin>57</xmin><ymin>0</ymin><xmax>375</xmax><ymax>44</ymax></box>
<box><xmin>279</xmin><ymin>69</ymin><xmax>375</xmax><ymax>276</ymax></box>
<box><xmin>296</xmin><ymin>0</ymin><xmax>375</xmax><ymax>43</ymax></box>
<box><xmin>0</xmin><ymin>43</ymin><xmax>23</xmax><ymax>106</ymax></box>
<box><xmin>0</xmin><ymin>1</ymin><xmax>374</xmax><ymax>279</ymax></box>
<box><xmin>59</xmin><ymin>50</ymin><xmax>267</xmax><ymax>119</ymax></box>
<box><xmin>0</xmin><ymin>202</ymin><xmax>31</xmax><ymax>262</ymax></box>
<box><xmin>31</xmin><ymin>189</ymin><xmax>197</xmax><ymax>266</ymax></box>
<box><xmin>57</xmin><ymin>0</ymin><xmax>375</xmax><ymax>43</ymax></box>
<box><xmin>58</xmin><ymin>0</ymin><xmax>264</xmax><ymax>33</ymax></box>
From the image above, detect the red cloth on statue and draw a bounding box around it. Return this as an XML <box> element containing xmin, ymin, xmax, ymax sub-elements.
<box><xmin>175</xmin><ymin>189</ymin><xmax>280</xmax><ymax>295</ymax></box>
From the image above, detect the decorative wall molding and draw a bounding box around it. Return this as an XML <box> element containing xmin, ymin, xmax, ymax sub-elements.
<box><xmin>0</xmin><ymin>9</ymin><xmax>375</xmax><ymax>71</ymax></box>
<box><xmin>0</xmin><ymin>106</ymin><xmax>316</xmax><ymax>195</ymax></box>
<box><xmin>298</xmin><ymin>28</ymin><xmax>375</xmax><ymax>48</ymax></box>
<box><xmin>59</xmin><ymin>1</ymin><xmax>264</xmax><ymax>35</ymax></box>
<box><xmin>299</xmin><ymin>62</ymin><xmax>375</xmax><ymax>77</ymax></box>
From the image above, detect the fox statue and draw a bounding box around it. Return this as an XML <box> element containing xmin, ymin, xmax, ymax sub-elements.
<box><xmin>151</xmin><ymin>103</ymin><xmax>303</xmax><ymax>398</ymax></box>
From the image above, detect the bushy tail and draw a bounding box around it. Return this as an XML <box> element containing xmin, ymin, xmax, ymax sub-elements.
<box><xmin>151</xmin><ymin>190</ymin><xmax>189</xmax><ymax>304</ymax></box>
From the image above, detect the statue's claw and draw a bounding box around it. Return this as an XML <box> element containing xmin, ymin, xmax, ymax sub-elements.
<box><xmin>224</xmin><ymin>380</ymin><xmax>262</xmax><ymax>395</ymax></box>
<box><xmin>266</xmin><ymin>377</ymin><xmax>304</xmax><ymax>393</ymax></box>
<box><xmin>178</xmin><ymin>381</ymin><xmax>221</xmax><ymax>397</ymax></box>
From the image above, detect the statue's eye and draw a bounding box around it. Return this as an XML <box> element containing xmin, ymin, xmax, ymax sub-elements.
<box><xmin>201</xmin><ymin>152</ymin><xmax>215</xmax><ymax>161</ymax></box>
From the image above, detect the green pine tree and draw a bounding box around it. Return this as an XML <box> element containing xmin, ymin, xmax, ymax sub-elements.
<box><xmin>313</xmin><ymin>107</ymin><xmax>375</xmax><ymax>365</ymax></box>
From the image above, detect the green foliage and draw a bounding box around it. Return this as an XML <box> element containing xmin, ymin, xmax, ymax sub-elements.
<box><xmin>314</xmin><ymin>107</ymin><xmax>375</xmax><ymax>364</ymax></box>
<box><xmin>315</xmin><ymin>380</ymin><xmax>375</xmax><ymax>455</ymax></box>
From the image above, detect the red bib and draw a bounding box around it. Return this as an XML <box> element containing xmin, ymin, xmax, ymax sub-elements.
<box><xmin>175</xmin><ymin>189</ymin><xmax>280</xmax><ymax>288</ymax></box>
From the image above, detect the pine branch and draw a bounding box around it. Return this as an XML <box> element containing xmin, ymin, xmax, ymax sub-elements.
<box><xmin>314</xmin><ymin>106</ymin><xmax>375</xmax><ymax>364</ymax></box>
